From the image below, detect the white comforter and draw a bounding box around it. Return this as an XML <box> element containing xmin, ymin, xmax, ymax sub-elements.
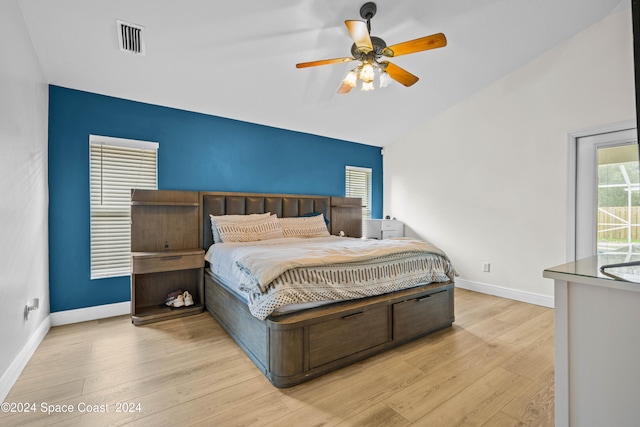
<box><xmin>205</xmin><ymin>236</ymin><xmax>455</xmax><ymax>319</ymax></box>
<box><xmin>205</xmin><ymin>236</ymin><xmax>450</xmax><ymax>293</ymax></box>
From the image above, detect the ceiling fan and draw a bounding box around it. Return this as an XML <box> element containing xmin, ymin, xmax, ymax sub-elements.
<box><xmin>296</xmin><ymin>2</ymin><xmax>447</xmax><ymax>94</ymax></box>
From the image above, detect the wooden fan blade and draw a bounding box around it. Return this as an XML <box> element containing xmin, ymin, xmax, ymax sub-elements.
<box><xmin>345</xmin><ymin>20</ymin><xmax>373</xmax><ymax>53</ymax></box>
<box><xmin>382</xmin><ymin>33</ymin><xmax>447</xmax><ymax>57</ymax></box>
<box><xmin>384</xmin><ymin>62</ymin><xmax>419</xmax><ymax>87</ymax></box>
<box><xmin>296</xmin><ymin>57</ymin><xmax>354</xmax><ymax>68</ymax></box>
<box><xmin>337</xmin><ymin>83</ymin><xmax>354</xmax><ymax>94</ymax></box>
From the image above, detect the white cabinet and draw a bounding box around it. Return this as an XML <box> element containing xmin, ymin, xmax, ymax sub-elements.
<box><xmin>364</xmin><ymin>219</ymin><xmax>404</xmax><ymax>239</ymax></box>
<box><xmin>544</xmin><ymin>257</ymin><xmax>640</xmax><ymax>427</ymax></box>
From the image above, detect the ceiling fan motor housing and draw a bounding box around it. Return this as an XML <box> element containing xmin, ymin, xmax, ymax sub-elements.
<box><xmin>351</xmin><ymin>36</ymin><xmax>387</xmax><ymax>59</ymax></box>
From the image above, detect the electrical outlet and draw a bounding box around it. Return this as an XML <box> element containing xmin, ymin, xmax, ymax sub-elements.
<box><xmin>482</xmin><ymin>262</ymin><xmax>490</xmax><ymax>272</ymax></box>
<box><xmin>24</xmin><ymin>298</ymin><xmax>40</xmax><ymax>321</ymax></box>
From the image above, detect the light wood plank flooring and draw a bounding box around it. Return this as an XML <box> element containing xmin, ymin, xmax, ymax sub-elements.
<box><xmin>0</xmin><ymin>288</ymin><xmax>554</xmax><ymax>426</ymax></box>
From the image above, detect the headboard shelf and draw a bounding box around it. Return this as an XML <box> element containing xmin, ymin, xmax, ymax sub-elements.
<box><xmin>131</xmin><ymin>190</ymin><xmax>200</xmax><ymax>252</ymax></box>
<box><xmin>329</xmin><ymin>196</ymin><xmax>363</xmax><ymax>238</ymax></box>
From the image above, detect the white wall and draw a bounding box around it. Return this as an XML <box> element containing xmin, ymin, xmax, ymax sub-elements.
<box><xmin>0</xmin><ymin>0</ymin><xmax>50</xmax><ymax>400</ymax></box>
<box><xmin>384</xmin><ymin>10</ymin><xmax>636</xmax><ymax>303</ymax></box>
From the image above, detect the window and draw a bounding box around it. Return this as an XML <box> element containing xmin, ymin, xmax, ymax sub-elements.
<box><xmin>90</xmin><ymin>135</ymin><xmax>158</xmax><ymax>279</ymax></box>
<box><xmin>345</xmin><ymin>166</ymin><xmax>372</xmax><ymax>220</ymax></box>
<box><xmin>597</xmin><ymin>144</ymin><xmax>640</xmax><ymax>256</ymax></box>
<box><xmin>574</xmin><ymin>127</ymin><xmax>637</xmax><ymax>260</ymax></box>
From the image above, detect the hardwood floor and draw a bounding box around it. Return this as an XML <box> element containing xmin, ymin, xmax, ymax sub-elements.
<box><xmin>0</xmin><ymin>289</ymin><xmax>554</xmax><ymax>426</ymax></box>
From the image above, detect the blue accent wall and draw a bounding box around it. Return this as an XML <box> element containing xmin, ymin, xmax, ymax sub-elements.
<box><xmin>48</xmin><ymin>85</ymin><xmax>383</xmax><ymax>313</ymax></box>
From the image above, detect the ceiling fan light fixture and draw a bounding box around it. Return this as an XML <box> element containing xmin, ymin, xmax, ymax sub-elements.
<box><xmin>379</xmin><ymin>71</ymin><xmax>391</xmax><ymax>88</ymax></box>
<box><xmin>360</xmin><ymin>62</ymin><xmax>375</xmax><ymax>83</ymax></box>
<box><xmin>343</xmin><ymin>70</ymin><xmax>358</xmax><ymax>87</ymax></box>
<box><xmin>361</xmin><ymin>81</ymin><xmax>375</xmax><ymax>91</ymax></box>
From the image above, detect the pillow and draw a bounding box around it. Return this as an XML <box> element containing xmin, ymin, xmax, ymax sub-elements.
<box><xmin>279</xmin><ymin>214</ymin><xmax>331</xmax><ymax>238</ymax></box>
<box><xmin>210</xmin><ymin>213</ymin><xmax>271</xmax><ymax>243</ymax></box>
<box><xmin>214</xmin><ymin>214</ymin><xmax>284</xmax><ymax>243</ymax></box>
<box><xmin>300</xmin><ymin>211</ymin><xmax>330</xmax><ymax>226</ymax></box>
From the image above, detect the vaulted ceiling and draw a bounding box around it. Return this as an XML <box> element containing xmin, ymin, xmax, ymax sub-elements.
<box><xmin>18</xmin><ymin>0</ymin><xmax>629</xmax><ymax>146</ymax></box>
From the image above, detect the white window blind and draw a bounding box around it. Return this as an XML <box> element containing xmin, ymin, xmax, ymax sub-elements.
<box><xmin>346</xmin><ymin>166</ymin><xmax>372</xmax><ymax>220</ymax></box>
<box><xmin>90</xmin><ymin>136</ymin><xmax>158</xmax><ymax>279</ymax></box>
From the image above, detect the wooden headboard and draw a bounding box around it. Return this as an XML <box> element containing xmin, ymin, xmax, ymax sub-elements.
<box><xmin>199</xmin><ymin>191</ymin><xmax>362</xmax><ymax>250</ymax></box>
<box><xmin>199</xmin><ymin>191</ymin><xmax>362</xmax><ymax>249</ymax></box>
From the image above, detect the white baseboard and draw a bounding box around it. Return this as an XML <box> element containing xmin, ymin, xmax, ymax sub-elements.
<box><xmin>0</xmin><ymin>316</ymin><xmax>51</xmax><ymax>402</ymax></box>
<box><xmin>1</xmin><ymin>302</ymin><xmax>131</xmax><ymax>401</ymax></box>
<box><xmin>455</xmin><ymin>278</ymin><xmax>554</xmax><ymax>308</ymax></box>
<box><xmin>50</xmin><ymin>301</ymin><xmax>131</xmax><ymax>326</ymax></box>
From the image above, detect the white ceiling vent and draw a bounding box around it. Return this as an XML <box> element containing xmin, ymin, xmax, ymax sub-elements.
<box><xmin>116</xmin><ymin>20</ymin><xmax>145</xmax><ymax>55</ymax></box>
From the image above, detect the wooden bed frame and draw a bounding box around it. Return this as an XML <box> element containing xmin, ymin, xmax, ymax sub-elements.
<box><xmin>200</xmin><ymin>191</ymin><xmax>455</xmax><ymax>387</ymax></box>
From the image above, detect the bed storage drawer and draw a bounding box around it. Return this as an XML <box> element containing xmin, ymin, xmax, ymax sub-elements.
<box><xmin>309</xmin><ymin>305</ymin><xmax>389</xmax><ymax>368</ymax></box>
<box><xmin>393</xmin><ymin>289</ymin><xmax>451</xmax><ymax>342</ymax></box>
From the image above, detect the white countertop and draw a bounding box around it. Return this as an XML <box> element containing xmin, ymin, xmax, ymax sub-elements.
<box><xmin>543</xmin><ymin>254</ymin><xmax>640</xmax><ymax>293</ymax></box>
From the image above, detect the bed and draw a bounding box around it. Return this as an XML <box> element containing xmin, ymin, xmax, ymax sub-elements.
<box><xmin>200</xmin><ymin>191</ymin><xmax>455</xmax><ymax>387</ymax></box>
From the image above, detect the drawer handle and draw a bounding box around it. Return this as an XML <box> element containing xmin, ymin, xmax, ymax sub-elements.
<box><xmin>160</xmin><ymin>256</ymin><xmax>182</xmax><ymax>261</ymax></box>
<box><xmin>342</xmin><ymin>312</ymin><xmax>364</xmax><ymax>320</ymax></box>
<box><xmin>417</xmin><ymin>295</ymin><xmax>432</xmax><ymax>302</ymax></box>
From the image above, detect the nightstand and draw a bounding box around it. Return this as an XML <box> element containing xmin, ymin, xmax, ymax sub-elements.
<box><xmin>364</xmin><ymin>219</ymin><xmax>404</xmax><ymax>239</ymax></box>
<box><xmin>130</xmin><ymin>189</ymin><xmax>202</xmax><ymax>326</ymax></box>
<box><xmin>130</xmin><ymin>249</ymin><xmax>204</xmax><ymax>325</ymax></box>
